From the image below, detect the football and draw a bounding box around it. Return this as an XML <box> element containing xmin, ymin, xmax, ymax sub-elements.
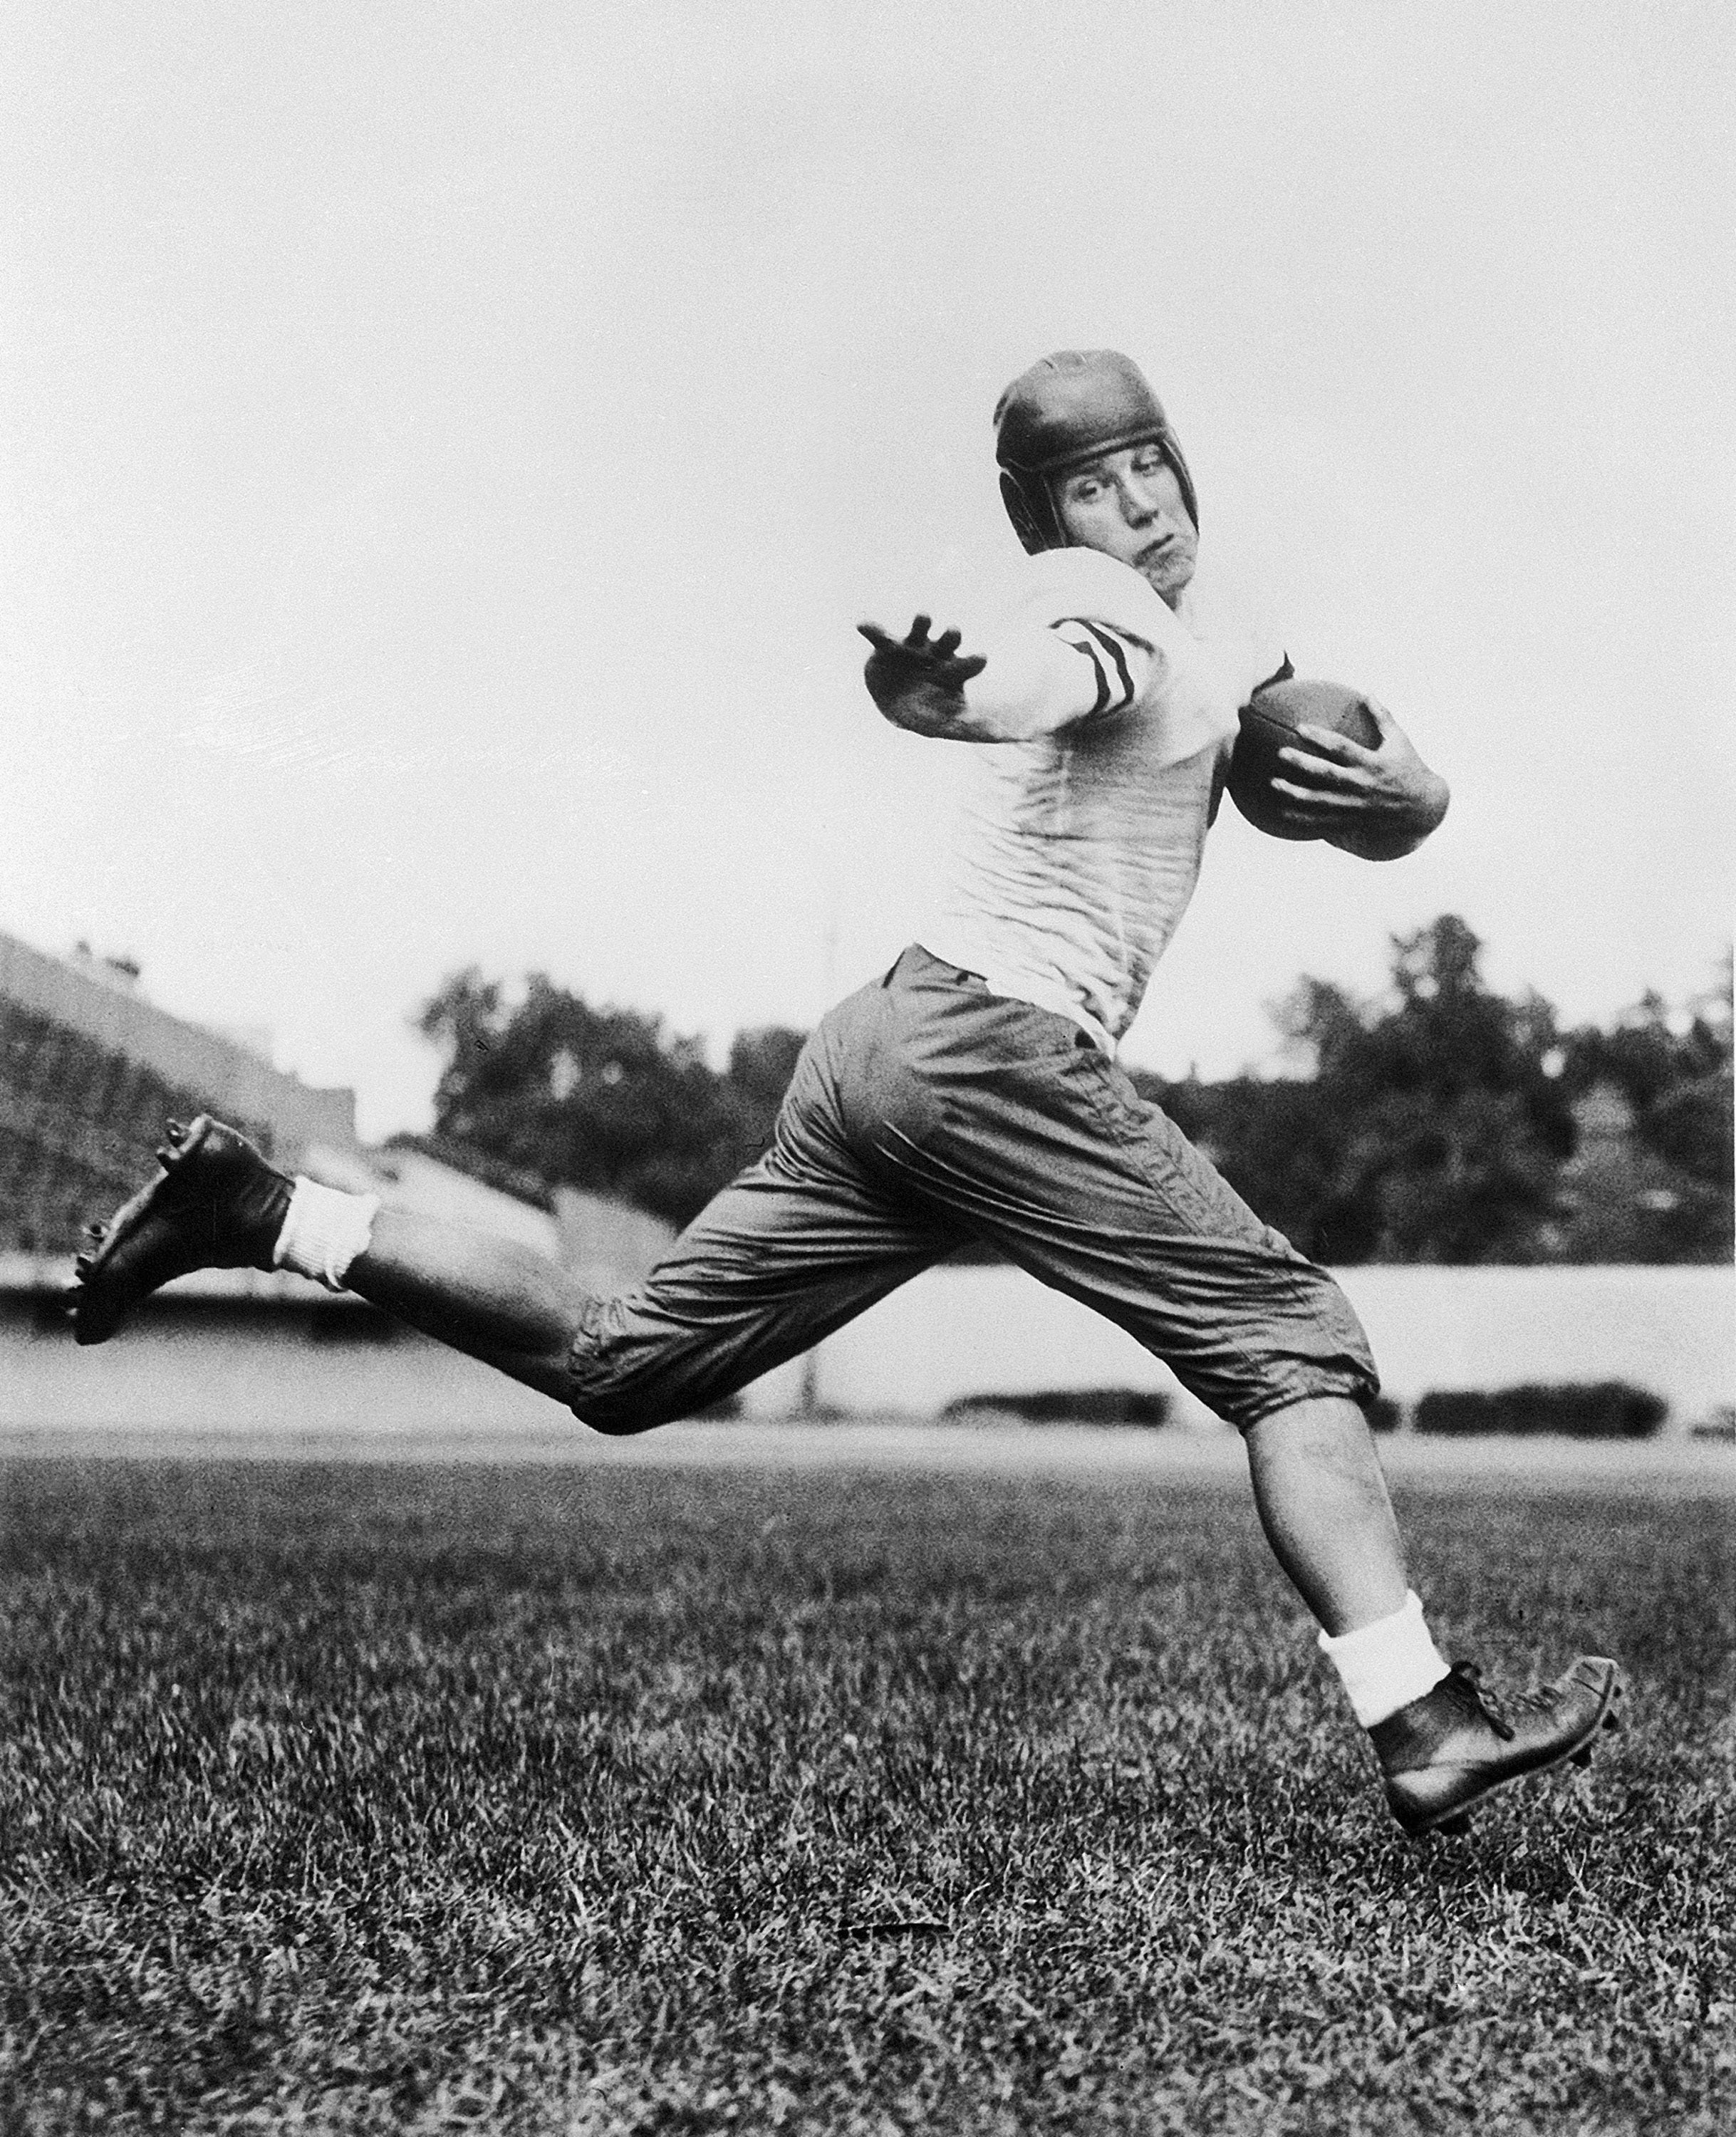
<box><xmin>1226</xmin><ymin>677</ymin><xmax>1382</xmax><ymax>840</ymax></box>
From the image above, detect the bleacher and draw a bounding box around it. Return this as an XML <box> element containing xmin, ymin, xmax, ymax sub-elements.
<box><xmin>0</xmin><ymin>929</ymin><xmax>358</xmax><ymax>1271</ymax></box>
<box><xmin>0</xmin><ymin>928</ymin><xmax>667</xmax><ymax>1442</ymax></box>
<box><xmin>0</xmin><ymin>997</ymin><xmax>280</xmax><ymax>1256</ymax></box>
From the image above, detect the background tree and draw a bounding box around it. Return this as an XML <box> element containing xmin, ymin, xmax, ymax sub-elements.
<box><xmin>1552</xmin><ymin>957</ymin><xmax>1733</xmax><ymax>1262</ymax></box>
<box><xmin>414</xmin><ymin>925</ymin><xmax>1730</xmax><ymax>1262</ymax></box>
<box><xmin>1149</xmin><ymin>917</ymin><xmax>1576</xmax><ymax>1263</ymax></box>
<box><xmin>415</xmin><ymin>969</ymin><xmax>806</xmax><ymax>1227</ymax></box>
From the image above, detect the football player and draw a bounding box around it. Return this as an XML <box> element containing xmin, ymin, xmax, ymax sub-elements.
<box><xmin>73</xmin><ymin>350</ymin><xmax>1618</xmax><ymax>1836</ymax></box>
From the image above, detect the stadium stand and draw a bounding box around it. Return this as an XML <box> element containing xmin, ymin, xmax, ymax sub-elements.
<box><xmin>0</xmin><ymin>1000</ymin><xmax>275</xmax><ymax>1255</ymax></box>
<box><xmin>0</xmin><ymin>927</ymin><xmax>677</xmax><ymax>1294</ymax></box>
<box><xmin>0</xmin><ymin>929</ymin><xmax>682</xmax><ymax>1441</ymax></box>
<box><xmin>0</xmin><ymin>929</ymin><xmax>353</xmax><ymax>1258</ymax></box>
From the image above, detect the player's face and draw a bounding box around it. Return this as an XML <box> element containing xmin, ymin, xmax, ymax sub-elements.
<box><xmin>1054</xmin><ymin>444</ymin><xmax>1197</xmax><ymax>605</ymax></box>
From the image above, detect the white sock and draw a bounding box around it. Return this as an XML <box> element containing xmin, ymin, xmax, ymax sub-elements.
<box><xmin>1319</xmin><ymin>1591</ymin><xmax>1450</xmax><ymax>1729</ymax></box>
<box><xmin>271</xmin><ymin>1177</ymin><xmax>381</xmax><ymax>1294</ymax></box>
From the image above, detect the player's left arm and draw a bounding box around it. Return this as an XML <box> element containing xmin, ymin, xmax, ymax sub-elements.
<box><xmin>1270</xmin><ymin>700</ymin><xmax>1450</xmax><ymax>861</ymax></box>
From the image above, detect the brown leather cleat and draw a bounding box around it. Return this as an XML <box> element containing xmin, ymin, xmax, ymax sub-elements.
<box><xmin>1371</xmin><ymin>1656</ymin><xmax>1623</xmax><ymax>1838</ymax></box>
<box><xmin>70</xmin><ymin>1116</ymin><xmax>294</xmax><ymax>1346</ymax></box>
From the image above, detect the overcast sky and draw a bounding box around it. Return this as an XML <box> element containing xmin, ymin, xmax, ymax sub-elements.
<box><xmin>4</xmin><ymin>0</ymin><xmax>1731</xmax><ymax>1140</ymax></box>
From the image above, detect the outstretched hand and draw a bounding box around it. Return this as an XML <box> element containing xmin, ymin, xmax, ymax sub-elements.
<box><xmin>1269</xmin><ymin>700</ymin><xmax>1450</xmax><ymax>858</ymax></box>
<box><xmin>858</xmin><ymin>614</ymin><xmax>987</xmax><ymax>737</ymax></box>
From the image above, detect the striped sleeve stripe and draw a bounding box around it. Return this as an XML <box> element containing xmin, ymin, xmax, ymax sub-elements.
<box><xmin>1060</xmin><ymin>630</ymin><xmax>1113</xmax><ymax>717</ymax></box>
<box><xmin>1053</xmin><ymin>618</ymin><xmax>1139</xmax><ymax>717</ymax></box>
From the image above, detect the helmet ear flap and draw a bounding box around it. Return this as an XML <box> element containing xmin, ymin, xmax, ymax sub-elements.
<box><xmin>999</xmin><ymin>469</ymin><xmax>1058</xmax><ymax>555</ymax></box>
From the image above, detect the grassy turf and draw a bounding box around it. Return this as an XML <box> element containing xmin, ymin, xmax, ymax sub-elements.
<box><xmin>1</xmin><ymin>1457</ymin><xmax>1731</xmax><ymax>2135</ymax></box>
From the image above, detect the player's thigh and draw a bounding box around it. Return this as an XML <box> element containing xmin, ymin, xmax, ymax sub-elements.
<box><xmin>937</xmin><ymin>1048</ymin><xmax>1376</xmax><ymax>1430</ymax></box>
<box><xmin>567</xmin><ymin>1148</ymin><xmax>960</xmax><ymax>1433</ymax></box>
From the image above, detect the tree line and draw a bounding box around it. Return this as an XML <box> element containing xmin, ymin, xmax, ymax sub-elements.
<box><xmin>409</xmin><ymin>916</ymin><xmax>1732</xmax><ymax>1264</ymax></box>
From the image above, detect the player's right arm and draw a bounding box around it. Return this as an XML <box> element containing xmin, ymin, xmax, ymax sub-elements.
<box><xmin>858</xmin><ymin>612</ymin><xmax>1148</xmax><ymax>742</ymax></box>
<box><xmin>1271</xmin><ymin>701</ymin><xmax>1452</xmax><ymax>859</ymax></box>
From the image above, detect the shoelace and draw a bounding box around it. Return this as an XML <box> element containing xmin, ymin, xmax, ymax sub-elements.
<box><xmin>1445</xmin><ymin>1660</ymin><xmax>1517</xmax><ymax>1742</ymax></box>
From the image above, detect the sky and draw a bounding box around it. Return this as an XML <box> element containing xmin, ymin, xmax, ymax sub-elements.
<box><xmin>4</xmin><ymin>0</ymin><xmax>1732</xmax><ymax>1141</ymax></box>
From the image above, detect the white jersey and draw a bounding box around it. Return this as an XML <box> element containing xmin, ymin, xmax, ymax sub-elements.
<box><xmin>917</xmin><ymin>548</ymin><xmax>1286</xmax><ymax>1052</ymax></box>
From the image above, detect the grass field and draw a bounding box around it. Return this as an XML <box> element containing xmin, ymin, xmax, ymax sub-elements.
<box><xmin>1</xmin><ymin>1454</ymin><xmax>1731</xmax><ymax>2135</ymax></box>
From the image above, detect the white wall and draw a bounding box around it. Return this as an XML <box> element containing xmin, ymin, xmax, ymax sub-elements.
<box><xmin>763</xmin><ymin>1262</ymin><xmax>1736</xmax><ymax>1432</ymax></box>
<box><xmin>4</xmin><ymin>1264</ymin><xmax>1731</xmax><ymax>1442</ymax></box>
<box><xmin>0</xmin><ymin>1299</ymin><xmax>558</xmax><ymax>1441</ymax></box>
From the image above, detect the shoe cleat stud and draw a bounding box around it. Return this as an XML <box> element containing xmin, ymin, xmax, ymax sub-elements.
<box><xmin>1569</xmin><ymin>1745</ymin><xmax>1594</xmax><ymax>1767</ymax></box>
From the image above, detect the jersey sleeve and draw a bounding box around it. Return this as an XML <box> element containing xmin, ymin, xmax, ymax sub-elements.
<box><xmin>954</xmin><ymin>552</ymin><xmax>1168</xmax><ymax>742</ymax></box>
<box><xmin>950</xmin><ymin>618</ymin><xmax>1155</xmax><ymax>740</ymax></box>
<box><xmin>1050</xmin><ymin>618</ymin><xmax>1148</xmax><ymax>719</ymax></box>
